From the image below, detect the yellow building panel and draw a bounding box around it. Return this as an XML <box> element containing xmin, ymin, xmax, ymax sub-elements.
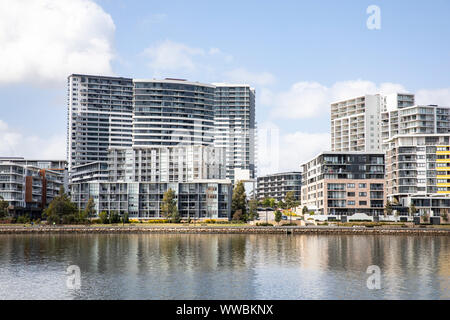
<box><xmin>436</xmin><ymin>159</ymin><xmax>450</xmax><ymax>163</ymax></box>
<box><xmin>437</xmin><ymin>191</ymin><xmax>450</xmax><ymax>194</ymax></box>
<box><xmin>436</xmin><ymin>167</ymin><xmax>450</xmax><ymax>171</ymax></box>
<box><xmin>437</xmin><ymin>175</ymin><xmax>450</xmax><ymax>179</ymax></box>
<box><xmin>436</xmin><ymin>151</ymin><xmax>450</xmax><ymax>155</ymax></box>
<box><xmin>437</xmin><ymin>183</ymin><xmax>450</xmax><ymax>187</ymax></box>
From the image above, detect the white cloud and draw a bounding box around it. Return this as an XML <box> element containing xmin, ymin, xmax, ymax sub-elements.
<box><xmin>224</xmin><ymin>68</ymin><xmax>276</xmax><ymax>87</ymax></box>
<box><xmin>265</xmin><ymin>80</ymin><xmax>408</xmax><ymax>119</ymax></box>
<box><xmin>0</xmin><ymin>120</ymin><xmax>65</xmax><ymax>159</ymax></box>
<box><xmin>257</xmin><ymin>121</ymin><xmax>330</xmax><ymax>176</ymax></box>
<box><xmin>0</xmin><ymin>0</ymin><xmax>115</xmax><ymax>85</ymax></box>
<box><xmin>142</xmin><ymin>40</ymin><xmax>235</xmax><ymax>76</ymax></box>
<box><xmin>416</xmin><ymin>88</ymin><xmax>450</xmax><ymax>106</ymax></box>
<box><xmin>140</xmin><ymin>13</ymin><xmax>167</xmax><ymax>24</ymax></box>
<box><xmin>143</xmin><ymin>40</ymin><xmax>206</xmax><ymax>72</ymax></box>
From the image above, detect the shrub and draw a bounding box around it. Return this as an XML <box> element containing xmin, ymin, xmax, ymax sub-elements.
<box><xmin>215</xmin><ymin>220</ymin><xmax>234</xmax><ymax>224</ymax></box>
<box><xmin>256</xmin><ymin>222</ymin><xmax>273</xmax><ymax>226</ymax></box>
<box><xmin>204</xmin><ymin>219</ymin><xmax>216</xmax><ymax>224</ymax></box>
<box><xmin>144</xmin><ymin>219</ymin><xmax>170</xmax><ymax>224</ymax></box>
<box><xmin>281</xmin><ymin>223</ymin><xmax>297</xmax><ymax>226</ymax></box>
<box><xmin>99</xmin><ymin>211</ymin><xmax>109</xmax><ymax>224</ymax></box>
<box><xmin>0</xmin><ymin>217</ymin><xmax>14</xmax><ymax>224</ymax></box>
<box><xmin>16</xmin><ymin>215</ymin><xmax>30</xmax><ymax>224</ymax></box>
<box><xmin>62</xmin><ymin>214</ymin><xmax>76</xmax><ymax>224</ymax></box>
<box><xmin>110</xmin><ymin>212</ymin><xmax>121</xmax><ymax>224</ymax></box>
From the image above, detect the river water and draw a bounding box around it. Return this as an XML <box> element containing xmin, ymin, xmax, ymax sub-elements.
<box><xmin>0</xmin><ymin>234</ymin><xmax>449</xmax><ymax>299</ymax></box>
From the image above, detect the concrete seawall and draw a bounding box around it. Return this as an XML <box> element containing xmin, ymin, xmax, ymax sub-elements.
<box><xmin>0</xmin><ymin>226</ymin><xmax>449</xmax><ymax>235</ymax></box>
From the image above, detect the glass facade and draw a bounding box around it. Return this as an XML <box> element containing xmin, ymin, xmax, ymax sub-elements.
<box><xmin>133</xmin><ymin>80</ymin><xmax>215</xmax><ymax>147</ymax></box>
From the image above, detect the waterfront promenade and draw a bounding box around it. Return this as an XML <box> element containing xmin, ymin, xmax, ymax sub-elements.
<box><xmin>0</xmin><ymin>225</ymin><xmax>449</xmax><ymax>235</ymax></box>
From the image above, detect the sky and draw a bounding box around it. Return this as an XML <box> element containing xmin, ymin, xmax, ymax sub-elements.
<box><xmin>0</xmin><ymin>0</ymin><xmax>450</xmax><ymax>175</ymax></box>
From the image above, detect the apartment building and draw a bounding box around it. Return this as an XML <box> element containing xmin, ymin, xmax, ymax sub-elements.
<box><xmin>213</xmin><ymin>84</ymin><xmax>256</xmax><ymax>182</ymax></box>
<box><xmin>107</xmin><ymin>145</ymin><xmax>225</xmax><ymax>183</ymax></box>
<box><xmin>331</xmin><ymin>93</ymin><xmax>415</xmax><ymax>152</ymax></box>
<box><xmin>301</xmin><ymin>152</ymin><xmax>385</xmax><ymax>216</ymax></box>
<box><xmin>256</xmin><ymin>172</ymin><xmax>301</xmax><ymax>203</ymax></box>
<box><xmin>70</xmin><ymin>144</ymin><xmax>231</xmax><ymax>219</ymax></box>
<box><xmin>381</xmin><ymin>103</ymin><xmax>450</xmax><ymax>150</ymax></box>
<box><xmin>0</xmin><ymin>160</ymin><xmax>64</xmax><ymax>216</ymax></box>
<box><xmin>385</xmin><ymin>133</ymin><xmax>450</xmax><ymax>215</ymax></box>
<box><xmin>381</xmin><ymin>98</ymin><xmax>450</xmax><ymax>215</ymax></box>
<box><xmin>67</xmin><ymin>75</ymin><xmax>257</xmax><ymax>219</ymax></box>
<box><xmin>70</xmin><ymin>161</ymin><xmax>108</xmax><ymax>184</ymax></box>
<box><xmin>71</xmin><ymin>180</ymin><xmax>232</xmax><ymax>220</ymax></box>
<box><xmin>133</xmin><ymin>79</ymin><xmax>215</xmax><ymax>147</ymax></box>
<box><xmin>67</xmin><ymin>74</ymin><xmax>133</xmax><ymax>172</ymax></box>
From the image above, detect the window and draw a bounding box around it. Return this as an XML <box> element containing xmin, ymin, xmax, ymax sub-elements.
<box><xmin>347</xmin><ymin>183</ymin><xmax>355</xmax><ymax>188</ymax></box>
<box><xmin>359</xmin><ymin>183</ymin><xmax>366</xmax><ymax>188</ymax></box>
<box><xmin>347</xmin><ymin>200</ymin><xmax>355</xmax><ymax>205</ymax></box>
<box><xmin>359</xmin><ymin>192</ymin><xmax>367</xmax><ymax>197</ymax></box>
<box><xmin>347</xmin><ymin>192</ymin><xmax>355</xmax><ymax>197</ymax></box>
<box><xmin>359</xmin><ymin>201</ymin><xmax>367</xmax><ymax>206</ymax></box>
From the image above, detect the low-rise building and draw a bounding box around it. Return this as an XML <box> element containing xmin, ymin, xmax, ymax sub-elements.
<box><xmin>71</xmin><ymin>180</ymin><xmax>232</xmax><ymax>219</ymax></box>
<box><xmin>70</xmin><ymin>161</ymin><xmax>109</xmax><ymax>184</ymax></box>
<box><xmin>256</xmin><ymin>171</ymin><xmax>301</xmax><ymax>203</ymax></box>
<box><xmin>70</xmin><ymin>145</ymin><xmax>232</xmax><ymax>219</ymax></box>
<box><xmin>301</xmin><ymin>152</ymin><xmax>385</xmax><ymax>216</ymax></box>
<box><xmin>0</xmin><ymin>159</ymin><xmax>65</xmax><ymax>216</ymax></box>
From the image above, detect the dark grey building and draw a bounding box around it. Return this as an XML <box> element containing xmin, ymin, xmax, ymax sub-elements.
<box><xmin>257</xmin><ymin>171</ymin><xmax>301</xmax><ymax>203</ymax></box>
<box><xmin>133</xmin><ymin>79</ymin><xmax>215</xmax><ymax>147</ymax></box>
<box><xmin>67</xmin><ymin>74</ymin><xmax>133</xmax><ymax>173</ymax></box>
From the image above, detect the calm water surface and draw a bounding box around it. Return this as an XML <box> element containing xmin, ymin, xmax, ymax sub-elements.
<box><xmin>0</xmin><ymin>234</ymin><xmax>449</xmax><ymax>299</ymax></box>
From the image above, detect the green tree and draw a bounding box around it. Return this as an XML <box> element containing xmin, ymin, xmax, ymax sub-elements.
<box><xmin>422</xmin><ymin>213</ymin><xmax>429</xmax><ymax>223</ymax></box>
<box><xmin>43</xmin><ymin>186</ymin><xmax>78</xmax><ymax>224</ymax></box>
<box><xmin>84</xmin><ymin>197</ymin><xmax>96</xmax><ymax>218</ymax></box>
<box><xmin>441</xmin><ymin>210</ymin><xmax>449</xmax><ymax>223</ymax></box>
<box><xmin>110</xmin><ymin>211</ymin><xmax>121</xmax><ymax>224</ymax></box>
<box><xmin>274</xmin><ymin>209</ymin><xmax>282</xmax><ymax>224</ymax></box>
<box><xmin>262</xmin><ymin>198</ymin><xmax>271</xmax><ymax>209</ymax></box>
<box><xmin>232</xmin><ymin>209</ymin><xmax>244</xmax><ymax>222</ymax></box>
<box><xmin>384</xmin><ymin>200</ymin><xmax>393</xmax><ymax>216</ymax></box>
<box><xmin>0</xmin><ymin>196</ymin><xmax>9</xmax><ymax>218</ymax></box>
<box><xmin>77</xmin><ymin>209</ymin><xmax>88</xmax><ymax>224</ymax></box>
<box><xmin>277</xmin><ymin>200</ymin><xmax>286</xmax><ymax>209</ymax></box>
<box><xmin>285</xmin><ymin>191</ymin><xmax>299</xmax><ymax>223</ymax></box>
<box><xmin>248</xmin><ymin>199</ymin><xmax>258</xmax><ymax>221</ymax></box>
<box><xmin>285</xmin><ymin>191</ymin><xmax>298</xmax><ymax>210</ymax></box>
<box><xmin>231</xmin><ymin>181</ymin><xmax>247</xmax><ymax>221</ymax></box>
<box><xmin>99</xmin><ymin>211</ymin><xmax>109</xmax><ymax>224</ymax></box>
<box><xmin>302</xmin><ymin>206</ymin><xmax>309</xmax><ymax>215</ymax></box>
<box><xmin>122</xmin><ymin>212</ymin><xmax>130</xmax><ymax>224</ymax></box>
<box><xmin>268</xmin><ymin>198</ymin><xmax>276</xmax><ymax>209</ymax></box>
<box><xmin>161</xmin><ymin>188</ymin><xmax>179</xmax><ymax>223</ymax></box>
<box><xmin>409</xmin><ymin>203</ymin><xmax>417</xmax><ymax>216</ymax></box>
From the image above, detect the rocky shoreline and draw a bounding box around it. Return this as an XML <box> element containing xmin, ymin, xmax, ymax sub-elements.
<box><xmin>0</xmin><ymin>225</ymin><xmax>449</xmax><ymax>235</ymax></box>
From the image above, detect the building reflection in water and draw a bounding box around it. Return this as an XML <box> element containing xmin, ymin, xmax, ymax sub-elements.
<box><xmin>0</xmin><ymin>234</ymin><xmax>449</xmax><ymax>299</ymax></box>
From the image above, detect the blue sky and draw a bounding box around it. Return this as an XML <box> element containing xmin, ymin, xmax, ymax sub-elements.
<box><xmin>1</xmin><ymin>0</ymin><xmax>449</xmax><ymax>174</ymax></box>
